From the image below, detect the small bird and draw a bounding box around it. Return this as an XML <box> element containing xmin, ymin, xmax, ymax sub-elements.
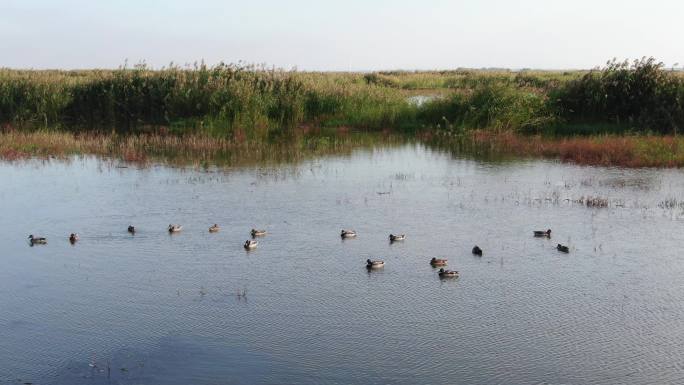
<box><xmin>28</xmin><ymin>235</ymin><xmax>47</xmax><ymax>245</ymax></box>
<box><xmin>557</xmin><ymin>244</ymin><xmax>570</xmax><ymax>253</ymax></box>
<box><xmin>472</xmin><ymin>245</ymin><xmax>483</xmax><ymax>256</ymax></box>
<box><xmin>127</xmin><ymin>225</ymin><xmax>135</xmax><ymax>234</ymax></box>
<box><xmin>341</xmin><ymin>229</ymin><xmax>356</xmax><ymax>238</ymax></box>
<box><xmin>69</xmin><ymin>233</ymin><xmax>79</xmax><ymax>244</ymax></box>
<box><xmin>430</xmin><ymin>257</ymin><xmax>448</xmax><ymax>266</ymax></box>
<box><xmin>389</xmin><ymin>234</ymin><xmax>405</xmax><ymax>242</ymax></box>
<box><xmin>244</xmin><ymin>240</ymin><xmax>258</xmax><ymax>249</ymax></box>
<box><xmin>366</xmin><ymin>259</ymin><xmax>385</xmax><ymax>268</ymax></box>
<box><xmin>534</xmin><ymin>229</ymin><xmax>552</xmax><ymax>237</ymax></box>
<box><xmin>251</xmin><ymin>229</ymin><xmax>266</xmax><ymax>237</ymax></box>
<box><xmin>168</xmin><ymin>224</ymin><xmax>182</xmax><ymax>233</ymax></box>
<box><xmin>438</xmin><ymin>268</ymin><xmax>459</xmax><ymax>277</ymax></box>
<box><xmin>209</xmin><ymin>224</ymin><xmax>220</xmax><ymax>233</ymax></box>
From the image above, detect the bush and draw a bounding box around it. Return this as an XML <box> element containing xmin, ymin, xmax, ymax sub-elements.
<box><xmin>554</xmin><ymin>57</ymin><xmax>684</xmax><ymax>134</ymax></box>
<box><xmin>418</xmin><ymin>85</ymin><xmax>556</xmax><ymax>132</ymax></box>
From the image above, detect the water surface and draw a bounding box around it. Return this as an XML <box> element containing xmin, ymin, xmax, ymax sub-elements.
<box><xmin>2</xmin><ymin>145</ymin><xmax>684</xmax><ymax>384</ymax></box>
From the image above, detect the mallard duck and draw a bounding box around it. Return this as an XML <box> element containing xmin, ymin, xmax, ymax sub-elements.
<box><xmin>533</xmin><ymin>229</ymin><xmax>552</xmax><ymax>237</ymax></box>
<box><xmin>28</xmin><ymin>235</ymin><xmax>47</xmax><ymax>245</ymax></box>
<box><xmin>430</xmin><ymin>257</ymin><xmax>448</xmax><ymax>266</ymax></box>
<box><xmin>168</xmin><ymin>224</ymin><xmax>182</xmax><ymax>233</ymax></box>
<box><xmin>209</xmin><ymin>224</ymin><xmax>220</xmax><ymax>233</ymax></box>
<box><xmin>438</xmin><ymin>268</ymin><xmax>459</xmax><ymax>277</ymax></box>
<box><xmin>472</xmin><ymin>245</ymin><xmax>482</xmax><ymax>256</ymax></box>
<box><xmin>69</xmin><ymin>233</ymin><xmax>79</xmax><ymax>244</ymax></box>
<box><xmin>244</xmin><ymin>240</ymin><xmax>258</xmax><ymax>249</ymax></box>
<box><xmin>366</xmin><ymin>259</ymin><xmax>385</xmax><ymax>268</ymax></box>
<box><xmin>389</xmin><ymin>234</ymin><xmax>405</xmax><ymax>242</ymax></box>
<box><xmin>127</xmin><ymin>225</ymin><xmax>135</xmax><ymax>234</ymax></box>
<box><xmin>251</xmin><ymin>229</ymin><xmax>266</xmax><ymax>237</ymax></box>
<box><xmin>557</xmin><ymin>244</ymin><xmax>569</xmax><ymax>253</ymax></box>
<box><xmin>341</xmin><ymin>229</ymin><xmax>357</xmax><ymax>238</ymax></box>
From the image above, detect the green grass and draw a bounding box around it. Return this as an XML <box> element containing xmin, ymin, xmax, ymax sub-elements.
<box><xmin>0</xmin><ymin>64</ymin><xmax>414</xmax><ymax>136</ymax></box>
<box><xmin>1</xmin><ymin>58</ymin><xmax>683</xmax><ymax>136</ymax></box>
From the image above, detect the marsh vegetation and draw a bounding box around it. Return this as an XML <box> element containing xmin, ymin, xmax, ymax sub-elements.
<box><xmin>2</xmin><ymin>58</ymin><xmax>684</xmax><ymax>166</ymax></box>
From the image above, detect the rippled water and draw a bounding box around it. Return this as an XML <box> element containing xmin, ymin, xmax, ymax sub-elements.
<box><xmin>2</xmin><ymin>144</ymin><xmax>684</xmax><ymax>385</ymax></box>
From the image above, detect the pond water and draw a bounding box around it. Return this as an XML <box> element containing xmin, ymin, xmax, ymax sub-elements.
<box><xmin>2</xmin><ymin>144</ymin><xmax>684</xmax><ymax>385</ymax></box>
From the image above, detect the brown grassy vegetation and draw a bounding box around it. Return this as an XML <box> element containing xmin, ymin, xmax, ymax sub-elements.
<box><xmin>4</xmin><ymin>129</ymin><xmax>684</xmax><ymax>168</ymax></box>
<box><xmin>428</xmin><ymin>130</ymin><xmax>684</xmax><ymax>167</ymax></box>
<box><xmin>0</xmin><ymin>129</ymin><xmax>406</xmax><ymax>167</ymax></box>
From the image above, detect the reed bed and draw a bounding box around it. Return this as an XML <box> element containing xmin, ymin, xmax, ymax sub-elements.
<box><xmin>2</xmin><ymin>58</ymin><xmax>682</xmax><ymax>136</ymax></box>
<box><xmin>0</xmin><ymin>64</ymin><xmax>414</xmax><ymax>134</ymax></box>
<box><xmin>2</xmin><ymin>58</ymin><xmax>684</xmax><ymax>167</ymax></box>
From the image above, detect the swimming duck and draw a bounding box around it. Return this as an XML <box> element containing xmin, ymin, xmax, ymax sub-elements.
<box><xmin>209</xmin><ymin>224</ymin><xmax>220</xmax><ymax>233</ymax></box>
<box><xmin>472</xmin><ymin>245</ymin><xmax>483</xmax><ymax>256</ymax></box>
<box><xmin>366</xmin><ymin>259</ymin><xmax>385</xmax><ymax>268</ymax></box>
<box><xmin>389</xmin><ymin>234</ymin><xmax>405</xmax><ymax>242</ymax></box>
<box><xmin>557</xmin><ymin>244</ymin><xmax>570</xmax><ymax>253</ymax></box>
<box><xmin>430</xmin><ymin>257</ymin><xmax>448</xmax><ymax>266</ymax></box>
<box><xmin>438</xmin><ymin>268</ymin><xmax>459</xmax><ymax>278</ymax></box>
<box><xmin>341</xmin><ymin>230</ymin><xmax>357</xmax><ymax>238</ymax></box>
<box><xmin>69</xmin><ymin>233</ymin><xmax>79</xmax><ymax>244</ymax></box>
<box><xmin>127</xmin><ymin>225</ymin><xmax>135</xmax><ymax>234</ymax></box>
<box><xmin>244</xmin><ymin>240</ymin><xmax>258</xmax><ymax>249</ymax></box>
<box><xmin>28</xmin><ymin>235</ymin><xmax>47</xmax><ymax>245</ymax></box>
<box><xmin>533</xmin><ymin>229</ymin><xmax>552</xmax><ymax>237</ymax></box>
<box><xmin>168</xmin><ymin>224</ymin><xmax>182</xmax><ymax>233</ymax></box>
<box><xmin>251</xmin><ymin>229</ymin><xmax>266</xmax><ymax>237</ymax></box>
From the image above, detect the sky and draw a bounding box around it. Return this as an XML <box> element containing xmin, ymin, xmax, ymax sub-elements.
<box><xmin>1</xmin><ymin>0</ymin><xmax>682</xmax><ymax>71</ymax></box>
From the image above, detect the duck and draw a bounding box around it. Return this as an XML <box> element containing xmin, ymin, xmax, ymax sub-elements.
<box><xmin>533</xmin><ymin>229</ymin><xmax>552</xmax><ymax>237</ymax></box>
<box><xmin>69</xmin><ymin>233</ymin><xmax>79</xmax><ymax>244</ymax></box>
<box><xmin>251</xmin><ymin>229</ymin><xmax>267</xmax><ymax>237</ymax></box>
<box><xmin>557</xmin><ymin>244</ymin><xmax>570</xmax><ymax>253</ymax></box>
<box><xmin>28</xmin><ymin>235</ymin><xmax>47</xmax><ymax>245</ymax></box>
<box><xmin>209</xmin><ymin>224</ymin><xmax>220</xmax><ymax>233</ymax></box>
<box><xmin>438</xmin><ymin>268</ymin><xmax>459</xmax><ymax>278</ymax></box>
<box><xmin>366</xmin><ymin>259</ymin><xmax>385</xmax><ymax>268</ymax></box>
<box><xmin>389</xmin><ymin>234</ymin><xmax>405</xmax><ymax>242</ymax></box>
<box><xmin>472</xmin><ymin>245</ymin><xmax>483</xmax><ymax>256</ymax></box>
<box><xmin>168</xmin><ymin>224</ymin><xmax>182</xmax><ymax>233</ymax></box>
<box><xmin>244</xmin><ymin>240</ymin><xmax>258</xmax><ymax>249</ymax></box>
<box><xmin>341</xmin><ymin>229</ymin><xmax>357</xmax><ymax>238</ymax></box>
<box><xmin>430</xmin><ymin>257</ymin><xmax>448</xmax><ymax>266</ymax></box>
<box><xmin>127</xmin><ymin>225</ymin><xmax>135</xmax><ymax>234</ymax></box>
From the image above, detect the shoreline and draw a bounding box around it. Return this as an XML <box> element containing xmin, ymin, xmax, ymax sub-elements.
<box><xmin>0</xmin><ymin>129</ymin><xmax>408</xmax><ymax>167</ymax></box>
<box><xmin>425</xmin><ymin>130</ymin><xmax>684</xmax><ymax>168</ymax></box>
<box><xmin>2</xmin><ymin>129</ymin><xmax>684</xmax><ymax>168</ymax></box>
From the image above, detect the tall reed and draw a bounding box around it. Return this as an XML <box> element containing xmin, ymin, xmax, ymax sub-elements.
<box><xmin>1</xmin><ymin>58</ymin><xmax>683</xmax><ymax>135</ymax></box>
<box><xmin>0</xmin><ymin>64</ymin><xmax>413</xmax><ymax>136</ymax></box>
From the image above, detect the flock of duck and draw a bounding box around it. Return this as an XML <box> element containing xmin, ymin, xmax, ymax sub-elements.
<box><xmin>343</xmin><ymin>228</ymin><xmax>568</xmax><ymax>277</ymax></box>
<box><xmin>341</xmin><ymin>230</ymin><xmax>464</xmax><ymax>277</ymax></box>
<box><xmin>28</xmin><ymin>224</ymin><xmax>268</xmax><ymax>249</ymax></box>
<box><xmin>27</xmin><ymin>227</ymin><xmax>569</xmax><ymax>278</ymax></box>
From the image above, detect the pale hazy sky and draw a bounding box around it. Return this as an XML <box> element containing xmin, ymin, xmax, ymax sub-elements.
<box><xmin>2</xmin><ymin>0</ymin><xmax>682</xmax><ymax>70</ymax></box>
